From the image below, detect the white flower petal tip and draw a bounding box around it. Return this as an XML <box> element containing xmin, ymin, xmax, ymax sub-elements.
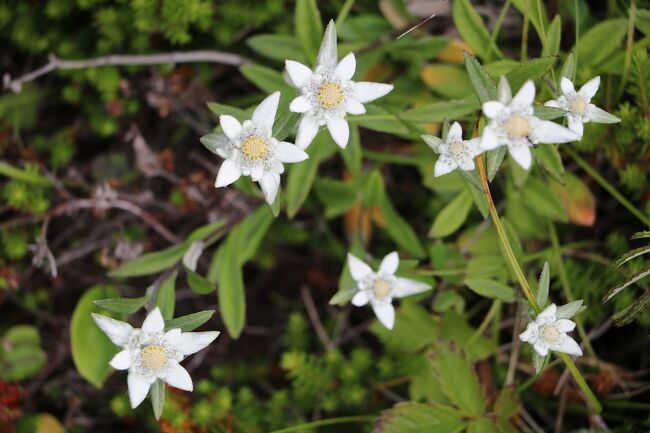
<box><xmin>276</xmin><ymin>141</ymin><xmax>308</xmax><ymax>163</ymax></box>
<box><xmin>142</xmin><ymin>307</ymin><xmax>165</xmax><ymax>333</ymax></box>
<box><xmin>351</xmin><ymin>291</ymin><xmax>370</xmax><ymax>307</ymax></box>
<box><xmin>560</xmin><ymin>76</ymin><xmax>576</xmax><ymax>95</ymax></box>
<box><xmin>347</xmin><ymin>253</ymin><xmax>373</xmax><ymax>281</ymax></box>
<box><xmin>379</xmin><ymin>252</ymin><xmax>399</xmax><ymax>275</ymax></box>
<box><xmin>92</xmin><ymin>313</ymin><xmax>133</xmax><ymax>346</ymax></box>
<box><xmin>434</xmin><ymin>159</ymin><xmax>455</xmax><ymax>177</ymax></box>
<box><xmin>482</xmin><ymin>101</ymin><xmax>505</xmax><ymax>119</ymax></box>
<box><xmin>259</xmin><ymin>172</ymin><xmax>280</xmax><ymax>204</ymax></box>
<box><xmin>508</xmin><ymin>145</ymin><xmax>532</xmax><ymax>170</ymax></box>
<box><xmin>579</xmin><ymin>76</ymin><xmax>600</xmax><ymax>99</ymax></box>
<box><xmin>334</xmin><ymin>52</ymin><xmax>356</xmax><ymax>81</ymax></box>
<box><xmin>327</xmin><ymin>117</ymin><xmax>350</xmax><ymax>148</ymax></box>
<box><xmin>296</xmin><ymin>116</ymin><xmax>320</xmax><ymax>149</ymax></box>
<box><xmin>285</xmin><ymin>60</ymin><xmax>313</xmax><ymax>88</ymax></box>
<box><xmin>512</xmin><ymin>80</ymin><xmax>536</xmax><ymax>106</ymax></box>
<box><xmin>127</xmin><ymin>373</ymin><xmax>151</xmax><ymax>409</ymax></box>
<box><xmin>165</xmin><ymin>362</ymin><xmax>194</xmax><ymax>391</ymax></box>
<box><xmin>252</xmin><ymin>91</ymin><xmax>280</xmax><ymax>129</ymax></box>
<box><xmin>109</xmin><ymin>349</ymin><xmax>134</xmax><ymax>370</ymax></box>
<box><xmin>352</xmin><ymin>82</ymin><xmax>394</xmax><ymax>103</ymax></box>
<box><xmin>372</xmin><ymin>303</ymin><xmax>395</xmax><ymax>329</ymax></box>
<box><xmin>219</xmin><ymin>115</ymin><xmax>242</xmax><ymax>141</ymax></box>
<box><xmin>179</xmin><ymin>331</ymin><xmax>221</xmax><ymax>356</ymax></box>
<box><xmin>215</xmin><ymin>159</ymin><xmax>242</xmax><ymax>187</ymax></box>
<box><xmin>393</xmin><ymin>277</ymin><xmax>431</xmax><ymax>298</ymax></box>
<box><xmin>498</xmin><ymin>76</ymin><xmax>512</xmax><ymax>103</ymax></box>
<box><xmin>289</xmin><ymin>96</ymin><xmax>311</xmax><ymax>113</ymax></box>
<box><xmin>536</xmin><ymin>121</ymin><xmax>580</xmax><ymax>144</ymax></box>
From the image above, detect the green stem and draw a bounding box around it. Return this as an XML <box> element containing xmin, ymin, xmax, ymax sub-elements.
<box><xmin>468</xmin><ymin>300</ymin><xmax>500</xmax><ymax>345</ymax></box>
<box><xmin>564</xmin><ymin>147</ymin><xmax>650</xmax><ymax>227</ymax></box>
<box><xmin>520</xmin><ymin>0</ymin><xmax>530</xmax><ymax>61</ymax></box>
<box><xmin>335</xmin><ymin>0</ymin><xmax>356</xmax><ymax>27</ymax></box>
<box><xmin>574</xmin><ymin>0</ymin><xmax>579</xmax><ymax>77</ymax></box>
<box><xmin>269</xmin><ymin>415</ymin><xmax>374</xmax><ymax>433</ymax></box>
<box><xmin>475</xmin><ymin>154</ymin><xmax>602</xmax><ymax>413</ymax></box>
<box><xmin>487</xmin><ymin>0</ymin><xmax>512</xmax><ymax>59</ymax></box>
<box><xmin>547</xmin><ymin>221</ymin><xmax>596</xmax><ymax>357</ymax></box>
<box><xmin>618</xmin><ymin>0</ymin><xmax>636</xmax><ymax>99</ymax></box>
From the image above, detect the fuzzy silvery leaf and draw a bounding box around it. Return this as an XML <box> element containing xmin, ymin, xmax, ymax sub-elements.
<box><xmin>555</xmin><ymin>300</ymin><xmax>584</xmax><ymax>319</ymax></box>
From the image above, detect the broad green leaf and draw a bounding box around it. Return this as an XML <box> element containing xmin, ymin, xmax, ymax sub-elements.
<box><xmin>71</xmin><ymin>285</ymin><xmax>121</xmax><ymax>388</ymax></box>
<box><xmin>467</xmin><ymin>419</ymin><xmax>498</xmax><ymax>433</ymax></box>
<box><xmin>295</xmin><ymin>0</ymin><xmax>323</xmax><ymax>62</ymax></box>
<box><xmin>505</xmin><ymin>57</ymin><xmax>557</xmax><ymax>90</ymax></box>
<box><xmin>440</xmin><ymin>312</ymin><xmax>495</xmax><ymax>361</ymax></box>
<box><xmin>246</xmin><ymin>34</ymin><xmax>308</xmax><ymax>63</ymax></box>
<box><xmin>338</xmin><ymin>14</ymin><xmax>392</xmax><ymax>42</ymax></box>
<box><xmin>381</xmin><ymin>194</ymin><xmax>426</xmax><ymax>258</ymax></box>
<box><xmin>349</xmin><ymin>104</ymin><xmax>410</xmax><ymax>136</ymax></box>
<box><xmin>150</xmin><ymin>380</ymin><xmax>165</xmax><ymax>420</ymax></box>
<box><xmin>93</xmin><ymin>296</ymin><xmax>148</xmax><ymax>314</ymax></box>
<box><xmin>371</xmin><ymin>303</ymin><xmax>440</xmax><ymax>352</ymax></box>
<box><xmin>376</xmin><ymin>403</ymin><xmax>466</xmax><ymax>433</ymax></box>
<box><xmin>239</xmin><ymin>64</ymin><xmax>294</xmax><ymax>97</ymax></box>
<box><xmin>575</xmin><ymin>18</ymin><xmax>628</xmax><ymax>69</ymax></box>
<box><xmin>542</xmin><ymin>15</ymin><xmax>562</xmax><ymax>58</ymax></box>
<box><xmin>387</xmin><ymin>36</ymin><xmax>449</xmax><ymax>62</ymax></box>
<box><xmin>218</xmin><ymin>238</ymin><xmax>246</xmax><ymax>338</ymax></box>
<box><xmin>164</xmin><ymin>310</ymin><xmax>214</xmax><ymax>332</ymax></box>
<box><xmin>206</xmin><ymin>103</ymin><xmax>250</xmax><ymax>121</ymax></box>
<box><xmin>429</xmin><ymin>345</ymin><xmax>486</xmax><ymax>416</ymax></box>
<box><xmin>401</xmin><ymin>97</ymin><xmax>480</xmax><ymax>123</ymax></box>
<box><xmin>328</xmin><ymin>287</ymin><xmax>357</xmax><ymax>305</ymax></box>
<box><xmin>533</xmin><ymin>144</ymin><xmax>565</xmax><ymax>183</ymax></box>
<box><xmin>156</xmin><ymin>271</ymin><xmax>176</xmax><ymax>320</ymax></box>
<box><xmin>464</xmin><ymin>53</ymin><xmax>497</xmax><ymax>104</ymax></box>
<box><xmin>186</xmin><ymin>268</ymin><xmax>216</xmax><ymax>294</ymax></box>
<box><xmin>200</xmin><ymin>133</ymin><xmax>229</xmax><ymax>156</ymax></box>
<box><xmin>556</xmin><ymin>300</ymin><xmax>584</xmax><ymax>319</ymax></box>
<box><xmin>109</xmin><ymin>243</ymin><xmax>187</xmax><ymax>278</ymax></box>
<box><xmin>272</xmin><ymin>110</ymin><xmax>300</xmax><ymax>142</ymax></box>
<box><xmin>521</xmin><ymin>178</ymin><xmax>568</xmax><ymax>222</ymax></box>
<box><xmin>314</xmin><ymin>178</ymin><xmax>357</xmax><ymax>218</ymax></box>
<box><xmin>536</xmin><ymin>262</ymin><xmax>550</xmax><ymax>307</ymax></box>
<box><xmin>486</xmin><ymin>146</ymin><xmax>507</xmax><ymax>182</ymax></box>
<box><xmin>466</xmin><ymin>180</ymin><xmax>489</xmax><ymax>218</ymax></box>
<box><xmin>561</xmin><ymin>53</ymin><xmax>575</xmax><ymax>81</ymax></box>
<box><xmin>360</xmin><ymin>170</ymin><xmax>384</xmax><ymax>208</ymax></box>
<box><xmin>464</xmin><ymin>278</ymin><xmax>514</xmax><ymax>302</ymax></box>
<box><xmin>636</xmin><ymin>9</ymin><xmax>650</xmax><ymax>35</ymax></box>
<box><xmin>429</xmin><ymin>189</ymin><xmax>473</xmax><ymax>238</ymax></box>
<box><xmin>0</xmin><ymin>326</ymin><xmax>47</xmax><ymax>381</ymax></box>
<box><xmin>512</xmin><ymin>0</ymin><xmax>549</xmax><ymax>43</ymax></box>
<box><xmin>533</xmin><ymin>106</ymin><xmax>567</xmax><ymax>120</ymax></box>
<box><xmin>452</xmin><ymin>0</ymin><xmax>502</xmax><ymax>60</ymax></box>
<box><xmin>340</xmin><ymin>124</ymin><xmax>361</xmax><ymax>175</ymax></box>
<box><xmin>187</xmin><ymin>220</ymin><xmax>226</xmax><ymax>243</ymax></box>
<box><xmin>421</xmin><ymin>64</ymin><xmax>474</xmax><ymax>99</ymax></box>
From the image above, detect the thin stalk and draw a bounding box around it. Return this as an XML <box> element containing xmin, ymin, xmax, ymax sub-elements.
<box><xmin>475</xmin><ymin>154</ymin><xmax>602</xmax><ymax>413</ymax></box>
<box><xmin>618</xmin><ymin>0</ymin><xmax>637</xmax><ymax>99</ymax></box>
<box><xmin>547</xmin><ymin>221</ymin><xmax>596</xmax><ymax>357</ymax></box>
<box><xmin>535</xmin><ymin>0</ymin><xmax>557</xmax><ymax>86</ymax></box>
<box><xmin>564</xmin><ymin>147</ymin><xmax>650</xmax><ymax>227</ymax></box>
<box><xmin>521</xmin><ymin>0</ymin><xmax>530</xmax><ymax>61</ymax></box>
<box><xmin>335</xmin><ymin>0</ymin><xmax>356</xmax><ymax>28</ymax></box>
<box><xmin>269</xmin><ymin>415</ymin><xmax>374</xmax><ymax>433</ymax></box>
<box><xmin>487</xmin><ymin>0</ymin><xmax>512</xmax><ymax>59</ymax></box>
<box><xmin>468</xmin><ymin>300</ymin><xmax>500</xmax><ymax>345</ymax></box>
<box><xmin>574</xmin><ymin>0</ymin><xmax>579</xmax><ymax>77</ymax></box>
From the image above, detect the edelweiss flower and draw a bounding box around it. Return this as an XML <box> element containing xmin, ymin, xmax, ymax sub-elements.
<box><xmin>348</xmin><ymin>252</ymin><xmax>431</xmax><ymax>329</ymax></box>
<box><xmin>423</xmin><ymin>121</ymin><xmax>481</xmax><ymax>177</ymax></box>
<box><xmin>92</xmin><ymin>307</ymin><xmax>220</xmax><ymax>410</ymax></box>
<box><xmin>519</xmin><ymin>303</ymin><xmax>582</xmax><ymax>357</ymax></box>
<box><xmin>480</xmin><ymin>77</ymin><xmax>580</xmax><ymax>170</ymax></box>
<box><xmin>213</xmin><ymin>91</ymin><xmax>308</xmax><ymax>204</ymax></box>
<box><xmin>545</xmin><ymin>76</ymin><xmax>621</xmax><ymax>136</ymax></box>
<box><xmin>286</xmin><ymin>20</ymin><xmax>393</xmax><ymax>149</ymax></box>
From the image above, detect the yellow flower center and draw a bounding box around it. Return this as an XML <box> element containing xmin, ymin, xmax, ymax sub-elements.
<box><xmin>569</xmin><ymin>97</ymin><xmax>587</xmax><ymax>114</ymax></box>
<box><xmin>373</xmin><ymin>278</ymin><xmax>392</xmax><ymax>300</ymax></box>
<box><xmin>316</xmin><ymin>81</ymin><xmax>344</xmax><ymax>109</ymax></box>
<box><xmin>241</xmin><ymin>134</ymin><xmax>268</xmax><ymax>161</ymax></box>
<box><xmin>502</xmin><ymin>115</ymin><xmax>532</xmax><ymax>139</ymax></box>
<box><xmin>141</xmin><ymin>345</ymin><xmax>168</xmax><ymax>370</ymax></box>
<box><xmin>540</xmin><ymin>324</ymin><xmax>562</xmax><ymax>345</ymax></box>
<box><xmin>448</xmin><ymin>140</ymin><xmax>465</xmax><ymax>158</ymax></box>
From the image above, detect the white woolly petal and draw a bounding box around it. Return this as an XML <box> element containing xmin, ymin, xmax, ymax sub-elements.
<box><xmin>467</xmin><ymin>138</ymin><xmax>482</xmax><ymax>156</ymax></box>
<box><xmin>498</xmin><ymin>75</ymin><xmax>512</xmax><ymax>103</ymax></box>
<box><xmin>178</xmin><ymin>331</ymin><xmax>220</xmax><ymax>356</ymax></box>
<box><xmin>554</xmin><ymin>336</ymin><xmax>583</xmax><ymax>356</ymax></box>
<box><xmin>276</xmin><ymin>141</ymin><xmax>308</xmax><ymax>163</ymax></box>
<box><xmin>587</xmin><ymin>105</ymin><xmax>621</xmax><ymax>124</ymax></box>
<box><xmin>568</xmin><ymin>118</ymin><xmax>584</xmax><ymax>137</ymax></box>
<box><xmin>351</xmin><ymin>291</ymin><xmax>370</xmax><ymax>307</ymax></box>
<box><xmin>534</xmin><ymin>120</ymin><xmax>580</xmax><ymax>144</ymax></box>
<box><xmin>127</xmin><ymin>373</ymin><xmax>151</xmax><ymax>409</ymax></box>
<box><xmin>295</xmin><ymin>116</ymin><xmax>320</xmax><ymax>149</ymax></box>
<box><xmin>544</xmin><ymin>99</ymin><xmax>561</xmax><ymax>108</ymax></box>
<box><xmin>533</xmin><ymin>339</ymin><xmax>550</xmax><ymax>356</ymax></box>
<box><xmin>250</xmin><ymin>166</ymin><xmax>264</xmax><ymax>182</ymax></box>
<box><xmin>327</xmin><ymin>117</ymin><xmax>350</xmax><ymax>148</ymax></box>
<box><xmin>511</xmin><ymin>80</ymin><xmax>536</xmax><ymax>107</ymax></box>
<box><xmin>372</xmin><ymin>302</ymin><xmax>396</xmax><ymax>330</ymax></box>
<box><xmin>109</xmin><ymin>349</ymin><xmax>134</xmax><ymax>370</ymax></box>
<box><xmin>578</xmin><ymin>76</ymin><xmax>600</xmax><ymax>100</ymax></box>
<box><xmin>560</xmin><ymin>77</ymin><xmax>576</xmax><ymax>95</ymax></box>
<box><xmin>141</xmin><ymin>307</ymin><xmax>165</xmax><ymax>334</ymax></box>
<box><xmin>556</xmin><ymin>319</ymin><xmax>576</xmax><ymax>332</ymax></box>
<box><xmin>289</xmin><ymin>96</ymin><xmax>312</xmax><ymax>113</ymax></box>
<box><xmin>434</xmin><ymin>159</ymin><xmax>455</xmax><ymax>177</ymax></box>
<box><xmin>347</xmin><ymin>253</ymin><xmax>373</xmax><ymax>281</ymax></box>
<box><xmin>317</xmin><ymin>20</ymin><xmax>338</xmax><ymax>70</ymax></box>
<box><xmin>252</xmin><ymin>91</ymin><xmax>280</xmax><ymax>130</ymax></box>
<box><xmin>447</xmin><ymin>121</ymin><xmax>463</xmax><ymax>141</ymax></box>
<box><xmin>259</xmin><ymin>172</ymin><xmax>280</xmax><ymax>204</ymax></box>
<box><xmin>479</xmin><ymin>126</ymin><xmax>500</xmax><ymax>150</ymax></box>
<box><xmin>536</xmin><ymin>303</ymin><xmax>557</xmax><ymax>325</ymax></box>
<box><xmin>519</xmin><ymin>322</ymin><xmax>538</xmax><ymax>342</ymax></box>
<box><xmin>482</xmin><ymin>101</ymin><xmax>505</xmax><ymax>119</ymax></box>
<box><xmin>345</xmin><ymin>99</ymin><xmax>366</xmax><ymax>115</ymax></box>
<box><xmin>393</xmin><ymin>277</ymin><xmax>431</xmax><ymax>298</ymax></box>
<box><xmin>91</xmin><ymin>314</ymin><xmax>133</xmax><ymax>347</ymax></box>
<box><xmin>379</xmin><ymin>251</ymin><xmax>399</xmax><ymax>275</ymax></box>
<box><xmin>334</xmin><ymin>52</ymin><xmax>356</xmax><ymax>80</ymax></box>
<box><xmin>352</xmin><ymin>82</ymin><xmax>394</xmax><ymax>103</ymax></box>
<box><xmin>508</xmin><ymin>144</ymin><xmax>532</xmax><ymax>170</ymax></box>
<box><xmin>215</xmin><ymin>159</ymin><xmax>242</xmax><ymax>187</ymax></box>
<box><xmin>459</xmin><ymin>158</ymin><xmax>475</xmax><ymax>171</ymax></box>
<box><xmin>164</xmin><ymin>361</ymin><xmax>193</xmax><ymax>391</ymax></box>
<box><xmin>164</xmin><ymin>328</ymin><xmax>182</xmax><ymax>346</ymax></box>
<box><xmin>285</xmin><ymin>60</ymin><xmax>313</xmax><ymax>88</ymax></box>
<box><xmin>219</xmin><ymin>115</ymin><xmax>242</xmax><ymax>142</ymax></box>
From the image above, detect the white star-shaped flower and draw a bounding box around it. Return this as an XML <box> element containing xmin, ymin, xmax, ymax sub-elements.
<box><xmin>92</xmin><ymin>307</ymin><xmax>220</xmax><ymax>410</ymax></box>
<box><xmin>480</xmin><ymin>76</ymin><xmax>580</xmax><ymax>170</ymax></box>
<box><xmin>286</xmin><ymin>20</ymin><xmax>394</xmax><ymax>149</ymax></box>
<box><xmin>545</xmin><ymin>76</ymin><xmax>621</xmax><ymax>137</ymax></box>
<box><xmin>347</xmin><ymin>252</ymin><xmax>431</xmax><ymax>330</ymax></box>
<box><xmin>423</xmin><ymin>121</ymin><xmax>482</xmax><ymax>177</ymax></box>
<box><xmin>519</xmin><ymin>303</ymin><xmax>582</xmax><ymax>357</ymax></box>
<box><xmin>213</xmin><ymin>91</ymin><xmax>308</xmax><ymax>204</ymax></box>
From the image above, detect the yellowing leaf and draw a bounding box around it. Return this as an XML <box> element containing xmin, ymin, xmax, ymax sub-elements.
<box><xmin>36</xmin><ymin>414</ymin><xmax>66</xmax><ymax>433</ymax></box>
<box><xmin>437</xmin><ymin>39</ymin><xmax>473</xmax><ymax>64</ymax></box>
<box><xmin>549</xmin><ymin>173</ymin><xmax>596</xmax><ymax>226</ymax></box>
<box><xmin>420</xmin><ymin>64</ymin><xmax>473</xmax><ymax>99</ymax></box>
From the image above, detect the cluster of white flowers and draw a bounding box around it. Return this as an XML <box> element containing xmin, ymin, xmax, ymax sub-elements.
<box><xmin>424</xmin><ymin>75</ymin><xmax>620</xmax><ymax>176</ymax></box>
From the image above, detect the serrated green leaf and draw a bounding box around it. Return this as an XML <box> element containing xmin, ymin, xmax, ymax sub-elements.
<box><xmin>93</xmin><ymin>296</ymin><xmax>148</xmax><ymax>314</ymax></box>
<box><xmin>375</xmin><ymin>403</ymin><xmax>466</xmax><ymax>433</ymax></box>
<box><xmin>464</xmin><ymin>53</ymin><xmax>497</xmax><ymax>104</ymax></box>
<box><xmin>505</xmin><ymin>57</ymin><xmax>557</xmax><ymax>90</ymax></box>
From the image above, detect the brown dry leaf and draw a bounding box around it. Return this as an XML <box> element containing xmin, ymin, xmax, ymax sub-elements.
<box><xmin>437</xmin><ymin>39</ymin><xmax>473</xmax><ymax>63</ymax></box>
<box><xmin>549</xmin><ymin>173</ymin><xmax>596</xmax><ymax>227</ymax></box>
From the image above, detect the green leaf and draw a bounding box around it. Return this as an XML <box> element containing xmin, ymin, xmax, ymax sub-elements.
<box><xmin>164</xmin><ymin>310</ymin><xmax>214</xmax><ymax>332</ymax></box>
<box><xmin>533</xmin><ymin>106</ymin><xmax>567</xmax><ymax>120</ymax></box>
<box><xmin>314</xmin><ymin>178</ymin><xmax>357</xmax><ymax>218</ymax></box>
<box><xmin>156</xmin><ymin>271</ymin><xmax>176</xmax><ymax>320</ymax></box>
<box><xmin>533</xmin><ymin>144</ymin><xmax>565</xmax><ymax>183</ymax></box>
<box><xmin>71</xmin><ymin>285</ymin><xmax>121</xmax><ymax>388</ymax></box>
<box><xmin>339</xmin><ymin>124</ymin><xmax>362</xmax><ymax>175</ymax></box>
<box><xmin>401</xmin><ymin>98</ymin><xmax>480</xmax><ymax>123</ymax></box>
<box><xmin>536</xmin><ymin>262</ymin><xmax>550</xmax><ymax>307</ymax></box>
<box><xmin>636</xmin><ymin>9</ymin><xmax>650</xmax><ymax>35</ymax></box>
<box><xmin>464</xmin><ymin>53</ymin><xmax>497</xmax><ymax>105</ymax></box>
<box><xmin>218</xmin><ymin>238</ymin><xmax>246</xmax><ymax>338</ymax></box>
<box><xmin>521</xmin><ymin>178</ymin><xmax>567</xmax><ymax>222</ymax></box>
<box><xmin>486</xmin><ymin>146</ymin><xmax>507</xmax><ymax>182</ymax></box>
<box><xmin>186</xmin><ymin>267</ymin><xmax>216</xmax><ymax>294</ymax></box>
<box><xmin>206</xmin><ymin>103</ymin><xmax>250</xmax><ymax>121</ymax></box>
<box><xmin>452</xmin><ymin>0</ymin><xmax>502</xmax><ymax>60</ymax></box>
<box><xmin>295</xmin><ymin>0</ymin><xmax>323</xmax><ymax>62</ymax></box>
<box><xmin>512</xmin><ymin>0</ymin><xmax>549</xmax><ymax>43</ymax></box>
<box><xmin>429</xmin><ymin>345</ymin><xmax>486</xmax><ymax>416</ymax></box>
<box><xmin>0</xmin><ymin>326</ymin><xmax>47</xmax><ymax>381</ymax></box>
<box><xmin>375</xmin><ymin>403</ymin><xmax>466</xmax><ymax>433</ymax></box>
<box><xmin>542</xmin><ymin>15</ymin><xmax>562</xmax><ymax>58</ymax></box>
<box><xmin>381</xmin><ymin>194</ymin><xmax>426</xmax><ymax>258</ymax></box>
<box><xmin>328</xmin><ymin>287</ymin><xmax>358</xmax><ymax>305</ymax></box>
<box><xmin>246</xmin><ymin>34</ymin><xmax>308</xmax><ymax>63</ymax></box>
<box><xmin>149</xmin><ymin>380</ymin><xmax>165</xmax><ymax>420</ymax></box>
<box><xmin>371</xmin><ymin>303</ymin><xmax>440</xmax><ymax>352</ymax></box>
<box><xmin>187</xmin><ymin>220</ymin><xmax>226</xmax><ymax>242</ymax></box>
<box><xmin>239</xmin><ymin>64</ymin><xmax>294</xmax><ymax>97</ymax></box>
<box><xmin>467</xmin><ymin>419</ymin><xmax>498</xmax><ymax>433</ymax></box>
<box><xmin>429</xmin><ymin>189</ymin><xmax>473</xmax><ymax>238</ymax></box>
<box><xmin>109</xmin><ymin>243</ymin><xmax>187</xmax><ymax>278</ymax></box>
<box><xmin>349</xmin><ymin>104</ymin><xmax>410</xmax><ymax>136</ymax></box>
<box><xmin>532</xmin><ymin>351</ymin><xmax>547</xmax><ymax>375</ymax></box>
<box><xmin>272</xmin><ymin>110</ymin><xmax>300</xmax><ymax>142</ymax></box>
<box><xmin>561</xmin><ymin>53</ymin><xmax>575</xmax><ymax>81</ymax></box>
<box><xmin>421</xmin><ymin>64</ymin><xmax>474</xmax><ymax>100</ymax></box>
<box><xmin>464</xmin><ymin>278</ymin><xmax>515</xmax><ymax>302</ymax></box>
<box><xmin>93</xmin><ymin>296</ymin><xmax>148</xmax><ymax>314</ymax></box>
<box><xmin>575</xmin><ymin>18</ymin><xmax>628</xmax><ymax>69</ymax></box>
<box><xmin>505</xmin><ymin>57</ymin><xmax>557</xmax><ymax>90</ymax></box>
<box><xmin>0</xmin><ymin>161</ymin><xmax>50</xmax><ymax>185</ymax></box>
<box><xmin>556</xmin><ymin>300</ymin><xmax>584</xmax><ymax>319</ymax></box>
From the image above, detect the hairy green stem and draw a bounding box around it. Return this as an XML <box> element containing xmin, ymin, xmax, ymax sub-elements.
<box><xmin>475</xmin><ymin>154</ymin><xmax>602</xmax><ymax>413</ymax></box>
<box><xmin>269</xmin><ymin>415</ymin><xmax>374</xmax><ymax>433</ymax></box>
<box><xmin>564</xmin><ymin>147</ymin><xmax>650</xmax><ymax>227</ymax></box>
